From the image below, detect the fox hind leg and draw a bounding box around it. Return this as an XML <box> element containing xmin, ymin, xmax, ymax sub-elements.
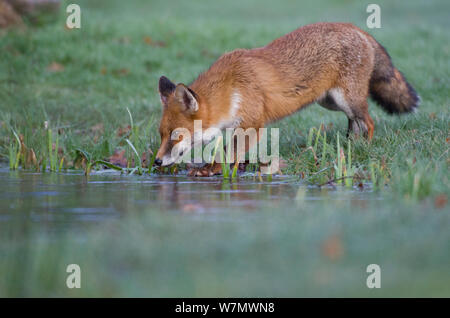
<box><xmin>347</xmin><ymin>100</ymin><xmax>374</xmax><ymax>140</ymax></box>
<box><xmin>324</xmin><ymin>87</ymin><xmax>374</xmax><ymax>140</ymax></box>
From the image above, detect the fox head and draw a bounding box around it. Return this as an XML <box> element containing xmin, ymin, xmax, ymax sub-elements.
<box><xmin>155</xmin><ymin>76</ymin><xmax>201</xmax><ymax>167</ymax></box>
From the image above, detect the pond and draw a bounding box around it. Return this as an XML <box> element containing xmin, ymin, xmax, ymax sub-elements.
<box><xmin>1</xmin><ymin>167</ymin><xmax>449</xmax><ymax>297</ymax></box>
<box><xmin>0</xmin><ymin>167</ymin><xmax>374</xmax><ymax>226</ymax></box>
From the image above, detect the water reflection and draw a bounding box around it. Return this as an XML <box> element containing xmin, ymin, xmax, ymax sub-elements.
<box><xmin>0</xmin><ymin>168</ymin><xmax>374</xmax><ymax>226</ymax></box>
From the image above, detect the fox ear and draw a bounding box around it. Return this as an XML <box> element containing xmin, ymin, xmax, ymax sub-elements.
<box><xmin>174</xmin><ymin>84</ymin><xmax>199</xmax><ymax>114</ymax></box>
<box><xmin>158</xmin><ymin>76</ymin><xmax>176</xmax><ymax>105</ymax></box>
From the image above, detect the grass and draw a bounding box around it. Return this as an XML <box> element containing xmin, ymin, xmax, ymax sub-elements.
<box><xmin>1</xmin><ymin>0</ymin><xmax>448</xmax><ymax>193</ymax></box>
<box><xmin>0</xmin><ymin>0</ymin><xmax>449</xmax><ymax>297</ymax></box>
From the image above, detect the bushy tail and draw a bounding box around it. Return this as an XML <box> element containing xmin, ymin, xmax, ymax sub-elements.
<box><xmin>369</xmin><ymin>42</ymin><xmax>419</xmax><ymax>114</ymax></box>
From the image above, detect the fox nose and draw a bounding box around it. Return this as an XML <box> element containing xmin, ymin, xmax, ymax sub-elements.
<box><xmin>154</xmin><ymin>158</ymin><xmax>162</xmax><ymax>166</ymax></box>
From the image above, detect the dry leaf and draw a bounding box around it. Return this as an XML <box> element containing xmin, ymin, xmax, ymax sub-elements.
<box><xmin>108</xmin><ymin>149</ymin><xmax>128</xmax><ymax>168</ymax></box>
<box><xmin>237</xmin><ymin>162</ymin><xmax>248</xmax><ymax>172</ymax></box>
<box><xmin>434</xmin><ymin>194</ymin><xmax>448</xmax><ymax>209</ymax></box>
<box><xmin>141</xmin><ymin>151</ymin><xmax>148</xmax><ymax>168</ymax></box>
<box><xmin>47</xmin><ymin>62</ymin><xmax>64</xmax><ymax>72</ymax></box>
<box><xmin>141</xmin><ymin>149</ymin><xmax>154</xmax><ymax>168</ymax></box>
<box><xmin>90</xmin><ymin>123</ymin><xmax>104</xmax><ymax>134</ymax></box>
<box><xmin>27</xmin><ymin>148</ymin><xmax>37</xmax><ymax>167</ymax></box>
<box><xmin>143</xmin><ymin>36</ymin><xmax>166</xmax><ymax>47</ymax></box>
<box><xmin>154</xmin><ymin>40</ymin><xmax>166</xmax><ymax>47</ymax></box>
<box><xmin>117</xmin><ymin>125</ymin><xmax>131</xmax><ymax>137</ymax></box>
<box><xmin>112</xmin><ymin>68</ymin><xmax>129</xmax><ymax>76</ymax></box>
<box><xmin>143</xmin><ymin>36</ymin><xmax>152</xmax><ymax>45</ymax></box>
<box><xmin>321</xmin><ymin>234</ymin><xmax>344</xmax><ymax>261</ymax></box>
<box><xmin>0</xmin><ymin>1</ymin><xmax>23</xmax><ymax>28</ymax></box>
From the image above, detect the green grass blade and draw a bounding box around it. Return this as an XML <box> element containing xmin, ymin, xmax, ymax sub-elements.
<box><xmin>126</xmin><ymin>107</ymin><xmax>134</xmax><ymax>129</ymax></box>
<box><xmin>313</xmin><ymin>126</ymin><xmax>321</xmax><ymax>152</ymax></box>
<box><xmin>11</xmin><ymin>129</ymin><xmax>21</xmax><ymax>170</ymax></box>
<box><xmin>125</xmin><ymin>138</ymin><xmax>142</xmax><ymax>173</ymax></box>
<box><xmin>370</xmin><ymin>162</ymin><xmax>377</xmax><ymax>191</ymax></box>
<box><xmin>76</xmin><ymin>148</ymin><xmax>91</xmax><ymax>162</ymax></box>
<box><xmin>219</xmin><ymin>137</ymin><xmax>229</xmax><ymax>179</ymax></box>
<box><xmin>59</xmin><ymin>157</ymin><xmax>65</xmax><ymax>172</ymax></box>
<box><xmin>93</xmin><ymin>160</ymin><xmax>123</xmax><ymax>171</ymax></box>
<box><xmin>307</xmin><ymin>127</ymin><xmax>314</xmax><ymax>147</ymax></box>
<box><xmin>210</xmin><ymin>136</ymin><xmax>222</xmax><ymax>166</ymax></box>
<box><xmin>47</xmin><ymin>129</ymin><xmax>53</xmax><ymax>171</ymax></box>
<box><xmin>54</xmin><ymin>133</ymin><xmax>59</xmax><ymax>172</ymax></box>
<box><xmin>231</xmin><ymin>162</ymin><xmax>238</xmax><ymax>179</ymax></box>
<box><xmin>148</xmin><ymin>151</ymin><xmax>157</xmax><ymax>174</ymax></box>
<box><xmin>336</xmin><ymin>133</ymin><xmax>342</xmax><ymax>184</ymax></box>
<box><xmin>9</xmin><ymin>143</ymin><xmax>16</xmax><ymax>170</ymax></box>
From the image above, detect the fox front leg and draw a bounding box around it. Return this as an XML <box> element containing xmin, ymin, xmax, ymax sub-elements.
<box><xmin>187</xmin><ymin>162</ymin><xmax>222</xmax><ymax>177</ymax></box>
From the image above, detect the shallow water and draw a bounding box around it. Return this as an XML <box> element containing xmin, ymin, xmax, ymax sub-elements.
<box><xmin>0</xmin><ymin>168</ymin><xmax>375</xmax><ymax>227</ymax></box>
<box><xmin>4</xmin><ymin>168</ymin><xmax>449</xmax><ymax>298</ymax></box>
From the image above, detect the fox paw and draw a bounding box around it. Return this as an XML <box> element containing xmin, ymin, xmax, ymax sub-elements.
<box><xmin>187</xmin><ymin>164</ymin><xmax>222</xmax><ymax>177</ymax></box>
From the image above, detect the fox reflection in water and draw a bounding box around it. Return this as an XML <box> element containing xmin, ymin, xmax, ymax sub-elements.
<box><xmin>150</xmin><ymin>176</ymin><xmax>299</xmax><ymax>212</ymax></box>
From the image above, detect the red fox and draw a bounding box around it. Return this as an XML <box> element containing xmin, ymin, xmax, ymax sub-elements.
<box><xmin>155</xmin><ymin>22</ymin><xmax>419</xmax><ymax>176</ymax></box>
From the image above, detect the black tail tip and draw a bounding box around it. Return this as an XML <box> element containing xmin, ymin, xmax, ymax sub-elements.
<box><xmin>370</xmin><ymin>79</ymin><xmax>420</xmax><ymax>115</ymax></box>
